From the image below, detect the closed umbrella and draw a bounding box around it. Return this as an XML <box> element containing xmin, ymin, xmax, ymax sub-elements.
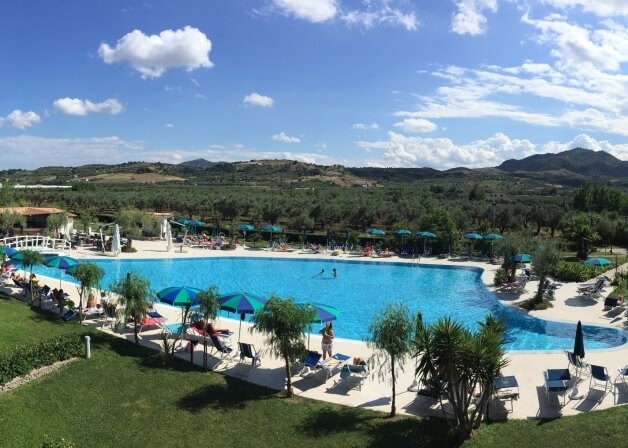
<box><xmin>239</xmin><ymin>224</ymin><xmax>255</xmax><ymax>247</ymax></box>
<box><xmin>296</xmin><ymin>302</ymin><xmax>341</xmax><ymax>349</ymax></box>
<box><xmin>217</xmin><ymin>292</ymin><xmax>267</xmax><ymax>342</ymax></box>
<box><xmin>44</xmin><ymin>255</ymin><xmax>78</xmax><ymax>288</ymax></box>
<box><xmin>574</xmin><ymin>320</ymin><xmax>585</xmax><ymax>359</ymax></box>
<box><xmin>112</xmin><ymin>224</ymin><xmax>121</xmax><ymax>256</ymax></box>
<box><xmin>583</xmin><ymin>257</ymin><xmax>611</xmax><ymax>267</ymax></box>
<box><xmin>165</xmin><ymin>221</ymin><xmax>172</xmax><ymax>252</ymax></box>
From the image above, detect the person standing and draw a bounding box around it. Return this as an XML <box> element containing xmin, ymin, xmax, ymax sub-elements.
<box><xmin>320</xmin><ymin>321</ymin><xmax>334</xmax><ymax>360</ymax></box>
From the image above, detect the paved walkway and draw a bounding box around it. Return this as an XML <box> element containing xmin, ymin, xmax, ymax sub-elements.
<box><xmin>3</xmin><ymin>239</ymin><xmax>627</xmax><ymax>420</ymax></box>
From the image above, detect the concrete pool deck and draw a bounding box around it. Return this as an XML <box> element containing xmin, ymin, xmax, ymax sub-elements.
<box><xmin>3</xmin><ymin>239</ymin><xmax>628</xmax><ymax>420</ymax></box>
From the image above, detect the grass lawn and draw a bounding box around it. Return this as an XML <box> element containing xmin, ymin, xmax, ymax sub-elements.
<box><xmin>0</xmin><ymin>295</ymin><xmax>90</xmax><ymax>351</ymax></box>
<box><xmin>1</xmin><ymin>297</ymin><xmax>628</xmax><ymax>447</ymax></box>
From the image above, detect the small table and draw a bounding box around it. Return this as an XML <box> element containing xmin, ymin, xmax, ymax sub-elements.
<box><xmin>544</xmin><ymin>369</ymin><xmax>572</xmax><ymax>406</ymax></box>
<box><xmin>494</xmin><ymin>376</ymin><xmax>519</xmax><ymax>412</ymax></box>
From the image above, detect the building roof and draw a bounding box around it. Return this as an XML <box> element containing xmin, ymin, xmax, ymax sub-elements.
<box><xmin>0</xmin><ymin>207</ymin><xmax>76</xmax><ymax>217</ymax></box>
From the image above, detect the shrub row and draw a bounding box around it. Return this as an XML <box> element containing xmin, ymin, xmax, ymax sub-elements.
<box><xmin>552</xmin><ymin>262</ymin><xmax>601</xmax><ymax>282</ymax></box>
<box><xmin>0</xmin><ymin>334</ymin><xmax>83</xmax><ymax>386</ymax></box>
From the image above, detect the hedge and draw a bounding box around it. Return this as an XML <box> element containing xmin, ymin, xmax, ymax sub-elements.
<box><xmin>0</xmin><ymin>334</ymin><xmax>83</xmax><ymax>386</ymax></box>
<box><xmin>552</xmin><ymin>262</ymin><xmax>602</xmax><ymax>282</ymax></box>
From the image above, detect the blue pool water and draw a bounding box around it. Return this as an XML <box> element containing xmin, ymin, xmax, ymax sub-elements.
<box><xmin>35</xmin><ymin>257</ymin><xmax>626</xmax><ymax>351</ymax></box>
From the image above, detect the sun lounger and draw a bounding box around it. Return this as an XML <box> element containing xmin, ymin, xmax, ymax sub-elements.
<box><xmin>321</xmin><ymin>353</ymin><xmax>351</xmax><ymax>381</ymax></box>
<box><xmin>297</xmin><ymin>350</ymin><xmax>322</xmax><ymax>377</ymax></box>
<box><xmin>333</xmin><ymin>361</ymin><xmax>369</xmax><ymax>390</ymax></box>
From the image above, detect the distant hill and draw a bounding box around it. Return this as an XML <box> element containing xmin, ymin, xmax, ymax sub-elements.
<box><xmin>1</xmin><ymin>148</ymin><xmax>626</xmax><ymax>189</ymax></box>
<box><xmin>497</xmin><ymin>148</ymin><xmax>628</xmax><ymax>179</ymax></box>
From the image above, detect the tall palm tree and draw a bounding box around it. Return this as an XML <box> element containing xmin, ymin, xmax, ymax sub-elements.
<box><xmin>252</xmin><ymin>295</ymin><xmax>314</xmax><ymax>398</ymax></box>
<box><xmin>366</xmin><ymin>302</ymin><xmax>414</xmax><ymax>417</ymax></box>
<box><xmin>111</xmin><ymin>272</ymin><xmax>151</xmax><ymax>344</ymax></box>
<box><xmin>71</xmin><ymin>262</ymin><xmax>105</xmax><ymax>323</ymax></box>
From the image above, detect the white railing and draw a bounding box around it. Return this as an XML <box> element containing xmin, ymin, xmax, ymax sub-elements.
<box><xmin>2</xmin><ymin>235</ymin><xmax>71</xmax><ymax>255</ymax></box>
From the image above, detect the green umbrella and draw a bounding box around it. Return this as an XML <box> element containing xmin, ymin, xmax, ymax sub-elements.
<box><xmin>574</xmin><ymin>320</ymin><xmax>585</xmax><ymax>359</ymax></box>
<box><xmin>583</xmin><ymin>257</ymin><xmax>612</xmax><ymax>267</ymax></box>
<box><xmin>157</xmin><ymin>286</ymin><xmax>203</xmax><ymax>326</ymax></box>
<box><xmin>296</xmin><ymin>302</ymin><xmax>341</xmax><ymax>349</ymax></box>
<box><xmin>218</xmin><ymin>292</ymin><xmax>267</xmax><ymax>342</ymax></box>
<box><xmin>45</xmin><ymin>255</ymin><xmax>78</xmax><ymax>288</ymax></box>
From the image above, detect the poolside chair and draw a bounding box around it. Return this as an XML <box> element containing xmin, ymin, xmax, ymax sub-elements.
<box><xmin>238</xmin><ymin>342</ymin><xmax>263</xmax><ymax>367</ymax></box>
<box><xmin>333</xmin><ymin>361</ymin><xmax>369</xmax><ymax>391</ymax></box>
<box><xmin>577</xmin><ymin>277</ymin><xmax>605</xmax><ymax>294</ymax></box>
<box><xmin>614</xmin><ymin>366</ymin><xmax>628</xmax><ymax>386</ymax></box>
<box><xmin>209</xmin><ymin>334</ymin><xmax>235</xmax><ymax>360</ymax></box>
<box><xmin>566</xmin><ymin>350</ymin><xmax>589</xmax><ymax>378</ymax></box>
<box><xmin>159</xmin><ymin>322</ymin><xmax>187</xmax><ymax>348</ymax></box>
<box><xmin>321</xmin><ymin>353</ymin><xmax>351</xmax><ymax>382</ymax></box>
<box><xmin>296</xmin><ymin>350</ymin><xmax>322</xmax><ymax>377</ymax></box>
<box><xmin>588</xmin><ymin>365</ymin><xmax>611</xmax><ymax>402</ymax></box>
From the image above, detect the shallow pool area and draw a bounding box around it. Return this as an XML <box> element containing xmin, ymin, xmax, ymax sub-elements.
<box><xmin>35</xmin><ymin>256</ymin><xmax>627</xmax><ymax>351</ymax></box>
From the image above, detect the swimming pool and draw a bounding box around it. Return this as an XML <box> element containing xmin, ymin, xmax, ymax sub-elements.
<box><xmin>35</xmin><ymin>256</ymin><xmax>627</xmax><ymax>351</ymax></box>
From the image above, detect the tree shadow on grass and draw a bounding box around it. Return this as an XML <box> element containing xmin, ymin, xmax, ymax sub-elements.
<box><xmin>297</xmin><ymin>406</ymin><xmax>457</xmax><ymax>448</ymax></box>
<box><xmin>177</xmin><ymin>375</ymin><xmax>275</xmax><ymax>413</ymax></box>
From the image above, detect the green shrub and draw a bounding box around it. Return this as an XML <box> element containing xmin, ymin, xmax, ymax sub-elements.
<box><xmin>552</xmin><ymin>262</ymin><xmax>601</xmax><ymax>282</ymax></box>
<box><xmin>42</xmin><ymin>435</ymin><xmax>76</xmax><ymax>448</ymax></box>
<box><xmin>0</xmin><ymin>334</ymin><xmax>83</xmax><ymax>386</ymax></box>
<box><xmin>493</xmin><ymin>267</ymin><xmax>509</xmax><ymax>286</ymax></box>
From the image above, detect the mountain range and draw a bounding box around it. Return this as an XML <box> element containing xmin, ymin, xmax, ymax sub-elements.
<box><xmin>1</xmin><ymin>147</ymin><xmax>626</xmax><ymax>188</ymax></box>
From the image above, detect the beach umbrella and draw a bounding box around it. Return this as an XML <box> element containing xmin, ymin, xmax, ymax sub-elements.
<box><xmin>157</xmin><ymin>286</ymin><xmax>203</xmax><ymax>326</ymax></box>
<box><xmin>8</xmin><ymin>249</ymin><xmax>26</xmax><ymax>261</ymax></box>
<box><xmin>511</xmin><ymin>253</ymin><xmax>532</xmax><ymax>263</ymax></box>
<box><xmin>296</xmin><ymin>302</ymin><xmax>341</xmax><ymax>349</ymax></box>
<box><xmin>393</xmin><ymin>229</ymin><xmax>412</xmax><ymax>236</ymax></box>
<box><xmin>217</xmin><ymin>292</ymin><xmax>267</xmax><ymax>342</ymax></box>
<box><xmin>44</xmin><ymin>255</ymin><xmax>78</xmax><ymax>288</ymax></box>
<box><xmin>483</xmin><ymin>233</ymin><xmax>503</xmax><ymax>256</ymax></box>
<box><xmin>367</xmin><ymin>228</ymin><xmax>386</xmax><ymax>236</ymax></box>
<box><xmin>262</xmin><ymin>225</ymin><xmax>282</xmax><ymax>243</ymax></box>
<box><xmin>574</xmin><ymin>320</ymin><xmax>585</xmax><ymax>359</ymax></box>
<box><xmin>583</xmin><ymin>257</ymin><xmax>612</xmax><ymax>267</ymax></box>
<box><xmin>1</xmin><ymin>246</ymin><xmax>18</xmax><ymax>259</ymax></box>
<box><xmin>416</xmin><ymin>231</ymin><xmax>436</xmax><ymax>254</ymax></box>
<box><xmin>464</xmin><ymin>232</ymin><xmax>483</xmax><ymax>240</ymax></box>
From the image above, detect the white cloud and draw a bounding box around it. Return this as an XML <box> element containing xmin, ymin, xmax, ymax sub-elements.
<box><xmin>542</xmin><ymin>1</ymin><xmax>628</xmax><ymax>17</ymax></box>
<box><xmin>451</xmin><ymin>0</ymin><xmax>498</xmax><ymax>35</ymax></box>
<box><xmin>272</xmin><ymin>132</ymin><xmax>301</xmax><ymax>144</ymax></box>
<box><xmin>98</xmin><ymin>26</ymin><xmax>213</xmax><ymax>78</ymax></box>
<box><xmin>267</xmin><ymin>0</ymin><xmax>417</xmax><ymax>30</ymax></box>
<box><xmin>53</xmin><ymin>98</ymin><xmax>123</xmax><ymax>116</ymax></box>
<box><xmin>342</xmin><ymin>1</ymin><xmax>418</xmax><ymax>31</ymax></box>
<box><xmin>352</xmin><ymin>122</ymin><xmax>379</xmax><ymax>130</ymax></box>
<box><xmin>272</xmin><ymin>0</ymin><xmax>337</xmax><ymax>23</ymax></box>
<box><xmin>2</xmin><ymin>110</ymin><xmax>42</xmax><ymax>129</ymax></box>
<box><xmin>165</xmin><ymin>123</ymin><xmax>174</xmax><ymax>128</ymax></box>
<box><xmin>356</xmin><ymin>132</ymin><xmax>627</xmax><ymax>169</ymax></box>
<box><xmin>243</xmin><ymin>92</ymin><xmax>274</xmax><ymax>108</ymax></box>
<box><xmin>393</xmin><ymin>118</ymin><xmax>437</xmax><ymax>133</ymax></box>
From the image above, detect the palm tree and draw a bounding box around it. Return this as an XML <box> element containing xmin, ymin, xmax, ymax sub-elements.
<box><xmin>196</xmin><ymin>286</ymin><xmax>220</xmax><ymax>371</ymax></box>
<box><xmin>366</xmin><ymin>302</ymin><xmax>415</xmax><ymax>417</ymax></box>
<box><xmin>110</xmin><ymin>272</ymin><xmax>151</xmax><ymax>344</ymax></box>
<box><xmin>71</xmin><ymin>262</ymin><xmax>105</xmax><ymax>324</ymax></box>
<box><xmin>413</xmin><ymin>315</ymin><xmax>509</xmax><ymax>441</ymax></box>
<box><xmin>252</xmin><ymin>295</ymin><xmax>314</xmax><ymax>398</ymax></box>
<box><xmin>18</xmin><ymin>250</ymin><xmax>45</xmax><ymax>306</ymax></box>
<box><xmin>564</xmin><ymin>214</ymin><xmax>600</xmax><ymax>260</ymax></box>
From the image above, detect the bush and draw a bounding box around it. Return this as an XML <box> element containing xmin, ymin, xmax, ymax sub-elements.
<box><xmin>0</xmin><ymin>334</ymin><xmax>83</xmax><ymax>386</ymax></box>
<box><xmin>552</xmin><ymin>262</ymin><xmax>601</xmax><ymax>282</ymax></box>
<box><xmin>493</xmin><ymin>268</ymin><xmax>509</xmax><ymax>286</ymax></box>
<box><xmin>121</xmin><ymin>246</ymin><xmax>137</xmax><ymax>253</ymax></box>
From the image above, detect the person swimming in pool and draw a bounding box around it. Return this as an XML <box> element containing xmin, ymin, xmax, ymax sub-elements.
<box><xmin>332</xmin><ymin>268</ymin><xmax>337</xmax><ymax>278</ymax></box>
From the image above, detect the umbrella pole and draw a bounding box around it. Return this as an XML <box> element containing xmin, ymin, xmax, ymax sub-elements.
<box><xmin>308</xmin><ymin>324</ymin><xmax>311</xmax><ymax>350</ymax></box>
<box><xmin>238</xmin><ymin>319</ymin><xmax>242</xmax><ymax>343</ymax></box>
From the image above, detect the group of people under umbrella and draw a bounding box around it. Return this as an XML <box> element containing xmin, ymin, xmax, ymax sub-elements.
<box><xmin>154</xmin><ymin>286</ymin><xmax>341</xmax><ymax>348</ymax></box>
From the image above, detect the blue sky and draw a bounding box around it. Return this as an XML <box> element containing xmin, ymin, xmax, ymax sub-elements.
<box><xmin>1</xmin><ymin>0</ymin><xmax>628</xmax><ymax>170</ymax></box>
